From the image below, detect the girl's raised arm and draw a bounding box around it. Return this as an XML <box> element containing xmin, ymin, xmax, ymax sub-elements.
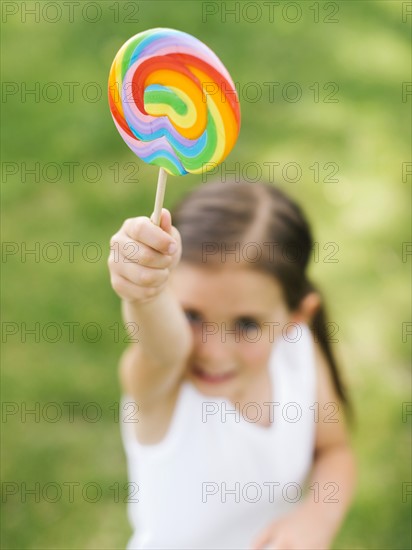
<box><xmin>108</xmin><ymin>208</ymin><xmax>193</xmax><ymax>404</ymax></box>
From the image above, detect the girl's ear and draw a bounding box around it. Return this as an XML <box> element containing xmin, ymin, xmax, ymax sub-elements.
<box><xmin>291</xmin><ymin>292</ymin><xmax>321</xmax><ymax>324</ymax></box>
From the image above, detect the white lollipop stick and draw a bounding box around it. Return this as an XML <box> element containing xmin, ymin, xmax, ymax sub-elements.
<box><xmin>151</xmin><ymin>168</ymin><xmax>168</xmax><ymax>226</ymax></box>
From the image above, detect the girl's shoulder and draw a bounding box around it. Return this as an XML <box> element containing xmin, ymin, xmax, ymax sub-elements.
<box><xmin>121</xmin><ymin>383</ymin><xmax>185</xmax><ymax>447</ymax></box>
<box><xmin>120</xmin><ymin>379</ymin><xmax>205</xmax><ymax>450</ymax></box>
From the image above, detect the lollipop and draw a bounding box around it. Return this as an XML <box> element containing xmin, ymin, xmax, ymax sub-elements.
<box><xmin>108</xmin><ymin>28</ymin><xmax>241</xmax><ymax>224</ymax></box>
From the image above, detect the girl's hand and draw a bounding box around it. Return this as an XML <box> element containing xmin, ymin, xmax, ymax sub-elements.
<box><xmin>251</xmin><ymin>505</ymin><xmax>333</xmax><ymax>550</ymax></box>
<box><xmin>108</xmin><ymin>208</ymin><xmax>182</xmax><ymax>304</ymax></box>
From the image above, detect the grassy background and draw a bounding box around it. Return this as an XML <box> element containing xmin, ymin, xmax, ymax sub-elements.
<box><xmin>1</xmin><ymin>0</ymin><xmax>411</xmax><ymax>548</ymax></box>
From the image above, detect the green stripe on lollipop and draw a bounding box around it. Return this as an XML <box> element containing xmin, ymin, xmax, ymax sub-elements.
<box><xmin>120</xmin><ymin>29</ymin><xmax>158</xmax><ymax>81</ymax></box>
<box><xmin>174</xmin><ymin>107</ymin><xmax>218</xmax><ymax>171</ymax></box>
<box><xmin>145</xmin><ymin>88</ymin><xmax>188</xmax><ymax>116</ymax></box>
<box><xmin>150</xmin><ymin>155</ymin><xmax>183</xmax><ymax>176</ymax></box>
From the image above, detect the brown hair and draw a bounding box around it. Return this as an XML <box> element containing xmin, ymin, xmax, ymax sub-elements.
<box><xmin>171</xmin><ymin>180</ymin><xmax>353</xmax><ymax>422</ymax></box>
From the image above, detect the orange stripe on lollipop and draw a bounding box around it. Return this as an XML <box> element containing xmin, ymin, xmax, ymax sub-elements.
<box><xmin>174</xmin><ymin>53</ymin><xmax>240</xmax><ymax>125</ymax></box>
<box><xmin>131</xmin><ymin>57</ymin><xmax>208</xmax><ymax>140</ymax></box>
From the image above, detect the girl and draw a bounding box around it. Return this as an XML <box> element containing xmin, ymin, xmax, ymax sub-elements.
<box><xmin>108</xmin><ymin>180</ymin><xmax>357</xmax><ymax>549</ymax></box>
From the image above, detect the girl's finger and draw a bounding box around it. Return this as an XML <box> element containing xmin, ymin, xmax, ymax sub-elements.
<box><xmin>112</xmin><ymin>237</ymin><xmax>173</xmax><ymax>269</ymax></box>
<box><xmin>115</xmin><ymin>261</ymin><xmax>170</xmax><ymax>288</ymax></box>
<box><xmin>151</xmin><ymin>208</ymin><xmax>173</xmax><ymax>236</ymax></box>
<box><xmin>123</xmin><ymin>216</ymin><xmax>176</xmax><ymax>255</ymax></box>
<box><xmin>110</xmin><ymin>273</ymin><xmax>157</xmax><ymax>302</ymax></box>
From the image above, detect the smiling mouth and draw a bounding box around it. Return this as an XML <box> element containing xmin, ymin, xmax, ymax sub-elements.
<box><xmin>191</xmin><ymin>365</ymin><xmax>237</xmax><ymax>384</ymax></box>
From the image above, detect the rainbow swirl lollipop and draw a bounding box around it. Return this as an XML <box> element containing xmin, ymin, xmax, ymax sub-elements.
<box><xmin>108</xmin><ymin>28</ymin><xmax>241</xmax><ymax>223</ymax></box>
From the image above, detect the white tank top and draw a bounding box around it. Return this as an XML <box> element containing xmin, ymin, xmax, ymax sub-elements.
<box><xmin>120</xmin><ymin>323</ymin><xmax>317</xmax><ymax>549</ymax></box>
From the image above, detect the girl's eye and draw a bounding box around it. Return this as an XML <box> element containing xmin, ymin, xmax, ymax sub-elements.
<box><xmin>184</xmin><ymin>310</ymin><xmax>202</xmax><ymax>324</ymax></box>
<box><xmin>235</xmin><ymin>317</ymin><xmax>260</xmax><ymax>331</ymax></box>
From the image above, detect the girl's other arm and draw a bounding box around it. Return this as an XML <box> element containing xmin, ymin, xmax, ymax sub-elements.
<box><xmin>295</xmin><ymin>341</ymin><xmax>357</xmax><ymax>544</ymax></box>
<box><xmin>251</xmin><ymin>342</ymin><xmax>357</xmax><ymax>549</ymax></box>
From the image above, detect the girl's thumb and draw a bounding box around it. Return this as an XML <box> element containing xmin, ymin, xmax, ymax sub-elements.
<box><xmin>151</xmin><ymin>208</ymin><xmax>173</xmax><ymax>235</ymax></box>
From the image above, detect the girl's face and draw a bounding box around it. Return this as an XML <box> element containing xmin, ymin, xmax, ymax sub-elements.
<box><xmin>169</xmin><ymin>262</ymin><xmax>293</xmax><ymax>401</ymax></box>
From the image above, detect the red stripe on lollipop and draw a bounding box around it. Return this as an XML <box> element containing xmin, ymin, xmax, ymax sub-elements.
<box><xmin>173</xmin><ymin>53</ymin><xmax>240</xmax><ymax>123</ymax></box>
<box><xmin>131</xmin><ymin>55</ymin><xmax>204</xmax><ymax>114</ymax></box>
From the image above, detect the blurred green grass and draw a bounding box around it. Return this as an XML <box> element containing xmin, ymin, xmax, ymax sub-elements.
<box><xmin>1</xmin><ymin>1</ymin><xmax>411</xmax><ymax>548</ymax></box>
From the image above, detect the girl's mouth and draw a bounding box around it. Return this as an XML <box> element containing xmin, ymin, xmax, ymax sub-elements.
<box><xmin>191</xmin><ymin>365</ymin><xmax>237</xmax><ymax>384</ymax></box>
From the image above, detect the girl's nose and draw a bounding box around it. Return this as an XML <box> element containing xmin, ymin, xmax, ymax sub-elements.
<box><xmin>195</xmin><ymin>323</ymin><xmax>236</xmax><ymax>365</ymax></box>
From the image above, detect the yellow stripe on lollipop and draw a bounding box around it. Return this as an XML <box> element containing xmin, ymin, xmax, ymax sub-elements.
<box><xmin>189</xmin><ymin>97</ymin><xmax>226</xmax><ymax>175</ymax></box>
<box><xmin>145</xmin><ymin>69</ymin><xmax>207</xmax><ymax>140</ymax></box>
<box><xmin>145</xmin><ymin>87</ymin><xmax>198</xmax><ymax>130</ymax></box>
<box><xmin>190</xmin><ymin>66</ymin><xmax>238</xmax><ymax>160</ymax></box>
